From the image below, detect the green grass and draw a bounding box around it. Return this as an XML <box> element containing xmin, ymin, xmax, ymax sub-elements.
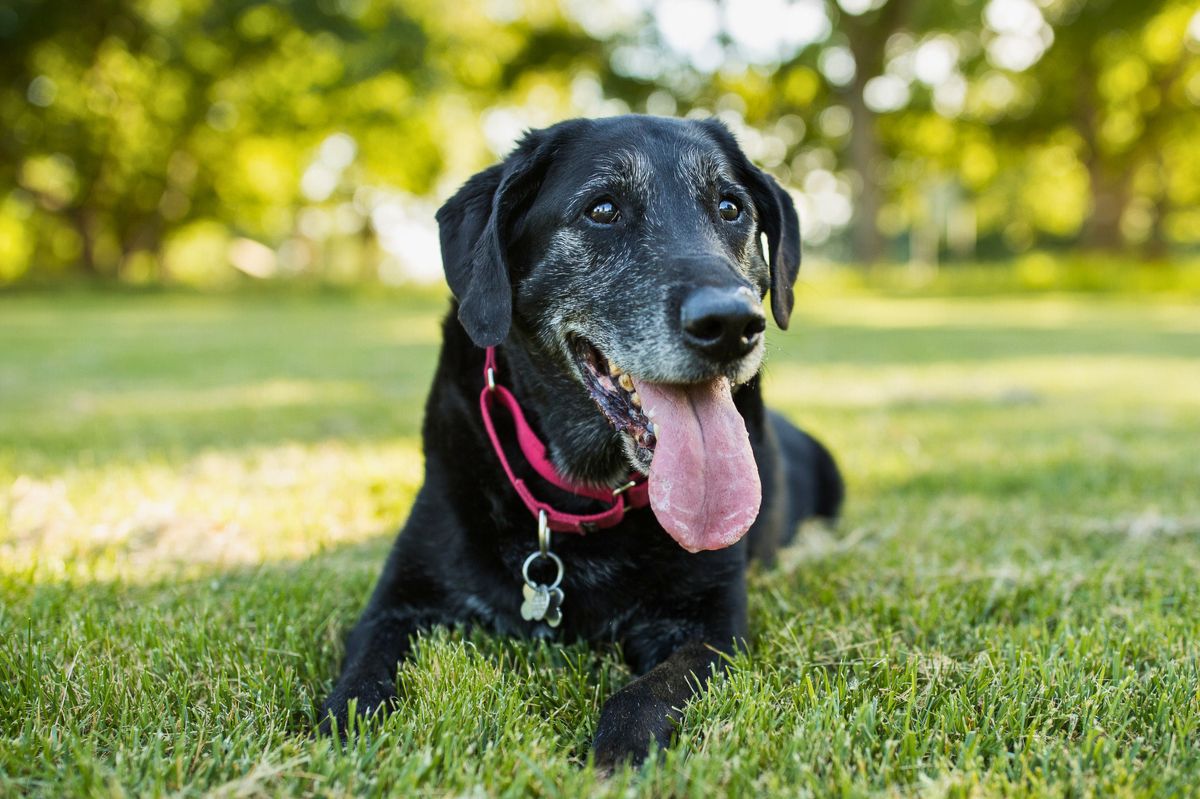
<box><xmin>2</xmin><ymin>286</ymin><xmax>1199</xmax><ymax>797</ymax></box>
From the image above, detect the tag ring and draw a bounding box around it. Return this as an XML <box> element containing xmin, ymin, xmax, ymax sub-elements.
<box><xmin>521</xmin><ymin>550</ymin><xmax>563</xmax><ymax>590</ymax></box>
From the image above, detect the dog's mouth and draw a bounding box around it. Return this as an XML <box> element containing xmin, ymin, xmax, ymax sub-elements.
<box><xmin>570</xmin><ymin>337</ymin><xmax>658</xmax><ymax>473</ymax></box>
<box><xmin>568</xmin><ymin>335</ymin><xmax>762</xmax><ymax>553</ymax></box>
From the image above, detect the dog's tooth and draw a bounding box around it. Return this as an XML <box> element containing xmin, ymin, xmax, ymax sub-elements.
<box><xmin>608</xmin><ymin>362</ymin><xmax>622</xmax><ymax>377</ymax></box>
<box><xmin>629</xmin><ymin>391</ymin><xmax>641</xmax><ymax>407</ymax></box>
<box><xmin>646</xmin><ymin>421</ymin><xmax>655</xmax><ymax>435</ymax></box>
<box><xmin>618</xmin><ymin>373</ymin><xmax>634</xmax><ymax>392</ymax></box>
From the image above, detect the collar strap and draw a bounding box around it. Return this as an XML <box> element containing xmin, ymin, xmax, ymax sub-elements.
<box><xmin>479</xmin><ymin>346</ymin><xmax>650</xmax><ymax>534</ymax></box>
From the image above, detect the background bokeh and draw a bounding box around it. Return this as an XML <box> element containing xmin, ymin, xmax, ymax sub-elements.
<box><xmin>3</xmin><ymin>0</ymin><xmax>1200</xmax><ymax>287</ymax></box>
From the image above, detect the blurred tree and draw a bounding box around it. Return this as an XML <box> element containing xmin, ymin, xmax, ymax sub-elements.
<box><xmin>1</xmin><ymin>0</ymin><xmax>1198</xmax><ymax>284</ymax></box>
<box><xmin>0</xmin><ymin>0</ymin><xmax>598</xmax><ymax>282</ymax></box>
<box><xmin>837</xmin><ymin>0</ymin><xmax>916</xmax><ymax>264</ymax></box>
<box><xmin>826</xmin><ymin>0</ymin><xmax>996</xmax><ymax>263</ymax></box>
<box><xmin>1</xmin><ymin>0</ymin><xmax>436</xmax><ymax>279</ymax></box>
<box><xmin>1008</xmin><ymin>0</ymin><xmax>1170</xmax><ymax>252</ymax></box>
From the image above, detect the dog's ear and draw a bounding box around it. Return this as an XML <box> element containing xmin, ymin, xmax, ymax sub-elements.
<box><xmin>436</xmin><ymin>134</ymin><xmax>550</xmax><ymax>347</ymax></box>
<box><xmin>748</xmin><ymin>170</ymin><xmax>802</xmax><ymax>330</ymax></box>
<box><xmin>699</xmin><ymin>120</ymin><xmax>802</xmax><ymax>330</ymax></box>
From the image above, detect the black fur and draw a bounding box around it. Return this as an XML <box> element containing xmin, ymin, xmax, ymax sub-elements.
<box><xmin>318</xmin><ymin>116</ymin><xmax>844</xmax><ymax>768</ymax></box>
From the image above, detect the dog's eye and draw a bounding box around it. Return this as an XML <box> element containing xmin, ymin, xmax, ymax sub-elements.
<box><xmin>587</xmin><ymin>199</ymin><xmax>619</xmax><ymax>225</ymax></box>
<box><xmin>718</xmin><ymin>197</ymin><xmax>741</xmax><ymax>222</ymax></box>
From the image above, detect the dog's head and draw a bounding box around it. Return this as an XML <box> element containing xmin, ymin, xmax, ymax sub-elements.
<box><xmin>437</xmin><ymin>116</ymin><xmax>801</xmax><ymax>552</ymax></box>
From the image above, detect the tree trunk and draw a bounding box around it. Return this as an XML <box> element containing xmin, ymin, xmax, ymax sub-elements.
<box><xmin>1141</xmin><ymin>72</ymin><xmax>1180</xmax><ymax>262</ymax></box>
<box><xmin>70</xmin><ymin>207</ymin><xmax>100</xmax><ymax>277</ymax></box>
<box><xmin>846</xmin><ymin>78</ymin><xmax>884</xmax><ymax>265</ymax></box>
<box><xmin>1144</xmin><ymin>168</ymin><xmax>1170</xmax><ymax>262</ymax></box>
<box><xmin>1083</xmin><ymin>160</ymin><xmax>1130</xmax><ymax>252</ymax></box>
<box><xmin>838</xmin><ymin>0</ymin><xmax>914</xmax><ymax>266</ymax></box>
<box><xmin>1075</xmin><ymin>72</ymin><xmax>1132</xmax><ymax>253</ymax></box>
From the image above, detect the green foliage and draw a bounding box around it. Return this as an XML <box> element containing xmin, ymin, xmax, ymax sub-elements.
<box><xmin>1</xmin><ymin>0</ymin><xmax>1199</xmax><ymax>283</ymax></box>
<box><xmin>2</xmin><ymin>286</ymin><xmax>1199</xmax><ymax>795</ymax></box>
<box><xmin>0</xmin><ymin>0</ymin><xmax>592</xmax><ymax>283</ymax></box>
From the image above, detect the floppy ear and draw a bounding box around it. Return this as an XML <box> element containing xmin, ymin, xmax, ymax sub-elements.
<box><xmin>435</xmin><ymin>135</ymin><xmax>549</xmax><ymax>347</ymax></box>
<box><xmin>748</xmin><ymin>170</ymin><xmax>801</xmax><ymax>330</ymax></box>
<box><xmin>699</xmin><ymin>120</ymin><xmax>802</xmax><ymax>330</ymax></box>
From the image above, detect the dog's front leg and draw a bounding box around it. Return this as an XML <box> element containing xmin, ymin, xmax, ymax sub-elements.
<box><xmin>317</xmin><ymin>605</ymin><xmax>440</xmax><ymax>737</ymax></box>
<box><xmin>591</xmin><ymin>638</ymin><xmax>734</xmax><ymax>768</ymax></box>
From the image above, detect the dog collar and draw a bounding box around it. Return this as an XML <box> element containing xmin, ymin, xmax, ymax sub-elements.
<box><xmin>479</xmin><ymin>346</ymin><xmax>650</xmax><ymax>534</ymax></box>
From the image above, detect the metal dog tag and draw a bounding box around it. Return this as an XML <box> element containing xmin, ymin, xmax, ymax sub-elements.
<box><xmin>520</xmin><ymin>510</ymin><xmax>565</xmax><ymax>627</ymax></box>
<box><xmin>520</xmin><ymin>582</ymin><xmax>564</xmax><ymax>626</ymax></box>
<box><xmin>521</xmin><ymin>583</ymin><xmax>550</xmax><ymax>620</ymax></box>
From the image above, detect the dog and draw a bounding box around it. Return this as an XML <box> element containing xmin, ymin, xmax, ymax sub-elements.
<box><xmin>318</xmin><ymin>115</ymin><xmax>843</xmax><ymax>767</ymax></box>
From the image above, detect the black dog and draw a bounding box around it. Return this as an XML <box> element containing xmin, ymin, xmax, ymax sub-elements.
<box><xmin>319</xmin><ymin>115</ymin><xmax>843</xmax><ymax>767</ymax></box>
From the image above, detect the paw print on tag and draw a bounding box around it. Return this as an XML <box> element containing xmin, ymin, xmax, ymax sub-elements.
<box><xmin>521</xmin><ymin>583</ymin><xmax>564</xmax><ymax>627</ymax></box>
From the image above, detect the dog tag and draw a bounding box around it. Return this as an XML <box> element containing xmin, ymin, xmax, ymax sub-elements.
<box><xmin>521</xmin><ymin>583</ymin><xmax>550</xmax><ymax>620</ymax></box>
<box><xmin>521</xmin><ymin>512</ymin><xmax>565</xmax><ymax>627</ymax></box>
<box><xmin>543</xmin><ymin>588</ymin><xmax>563</xmax><ymax>627</ymax></box>
<box><xmin>520</xmin><ymin>583</ymin><xmax>564</xmax><ymax>627</ymax></box>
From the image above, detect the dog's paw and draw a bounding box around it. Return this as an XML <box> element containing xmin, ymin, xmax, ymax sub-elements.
<box><xmin>316</xmin><ymin>678</ymin><xmax>397</xmax><ymax>739</ymax></box>
<box><xmin>591</xmin><ymin>689</ymin><xmax>676</xmax><ymax>770</ymax></box>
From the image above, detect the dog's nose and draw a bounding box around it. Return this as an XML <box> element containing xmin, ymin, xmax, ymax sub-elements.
<box><xmin>680</xmin><ymin>286</ymin><xmax>767</xmax><ymax>361</ymax></box>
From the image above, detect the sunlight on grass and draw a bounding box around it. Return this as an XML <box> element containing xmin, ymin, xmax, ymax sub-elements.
<box><xmin>793</xmin><ymin>294</ymin><xmax>1200</xmax><ymax>332</ymax></box>
<box><xmin>769</xmin><ymin>355</ymin><xmax>1200</xmax><ymax>410</ymax></box>
<box><xmin>2</xmin><ymin>439</ymin><xmax>423</xmax><ymax>583</ymax></box>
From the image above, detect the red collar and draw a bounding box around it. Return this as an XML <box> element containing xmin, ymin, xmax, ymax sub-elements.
<box><xmin>479</xmin><ymin>346</ymin><xmax>650</xmax><ymax>534</ymax></box>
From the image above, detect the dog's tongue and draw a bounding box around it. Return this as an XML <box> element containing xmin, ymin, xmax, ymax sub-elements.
<box><xmin>632</xmin><ymin>376</ymin><xmax>761</xmax><ymax>552</ymax></box>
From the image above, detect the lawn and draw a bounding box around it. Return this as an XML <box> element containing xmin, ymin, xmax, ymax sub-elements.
<box><xmin>1</xmin><ymin>286</ymin><xmax>1198</xmax><ymax>797</ymax></box>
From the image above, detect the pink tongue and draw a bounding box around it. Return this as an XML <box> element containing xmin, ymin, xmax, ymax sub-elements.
<box><xmin>631</xmin><ymin>376</ymin><xmax>761</xmax><ymax>552</ymax></box>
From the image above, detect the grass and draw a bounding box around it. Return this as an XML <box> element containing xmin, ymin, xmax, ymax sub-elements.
<box><xmin>1</xmin><ymin>285</ymin><xmax>1199</xmax><ymax>797</ymax></box>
